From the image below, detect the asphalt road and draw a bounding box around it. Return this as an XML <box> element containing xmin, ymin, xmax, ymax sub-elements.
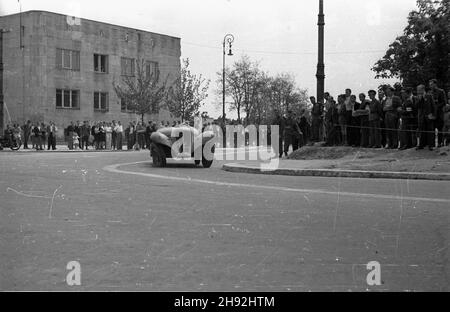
<box><xmin>0</xmin><ymin>149</ymin><xmax>449</xmax><ymax>291</ymax></box>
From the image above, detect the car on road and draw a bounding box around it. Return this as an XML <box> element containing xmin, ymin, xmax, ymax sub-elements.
<box><xmin>150</xmin><ymin>125</ymin><xmax>216</xmax><ymax>168</ymax></box>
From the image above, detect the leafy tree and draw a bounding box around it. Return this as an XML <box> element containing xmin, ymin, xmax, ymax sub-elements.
<box><xmin>372</xmin><ymin>0</ymin><xmax>450</xmax><ymax>89</ymax></box>
<box><xmin>167</xmin><ymin>58</ymin><xmax>210</xmax><ymax>122</ymax></box>
<box><xmin>113</xmin><ymin>59</ymin><xmax>169</xmax><ymax>123</ymax></box>
<box><xmin>217</xmin><ymin>55</ymin><xmax>309</xmax><ymax>125</ymax></box>
<box><xmin>216</xmin><ymin>55</ymin><xmax>260</xmax><ymax>123</ymax></box>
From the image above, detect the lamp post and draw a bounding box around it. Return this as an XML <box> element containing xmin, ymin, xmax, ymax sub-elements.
<box><xmin>316</xmin><ymin>0</ymin><xmax>325</xmax><ymax>106</ymax></box>
<box><xmin>222</xmin><ymin>34</ymin><xmax>234</xmax><ymax>126</ymax></box>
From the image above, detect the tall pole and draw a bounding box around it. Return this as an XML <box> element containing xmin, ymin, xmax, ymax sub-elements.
<box><xmin>222</xmin><ymin>34</ymin><xmax>234</xmax><ymax>126</ymax></box>
<box><xmin>316</xmin><ymin>0</ymin><xmax>325</xmax><ymax>105</ymax></box>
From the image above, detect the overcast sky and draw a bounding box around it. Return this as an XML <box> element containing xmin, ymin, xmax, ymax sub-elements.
<box><xmin>1</xmin><ymin>0</ymin><xmax>418</xmax><ymax>118</ymax></box>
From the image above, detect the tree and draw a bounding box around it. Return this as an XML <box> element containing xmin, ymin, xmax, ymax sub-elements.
<box><xmin>113</xmin><ymin>59</ymin><xmax>169</xmax><ymax>123</ymax></box>
<box><xmin>216</xmin><ymin>55</ymin><xmax>310</xmax><ymax>125</ymax></box>
<box><xmin>167</xmin><ymin>58</ymin><xmax>210</xmax><ymax>122</ymax></box>
<box><xmin>372</xmin><ymin>0</ymin><xmax>450</xmax><ymax>89</ymax></box>
<box><xmin>268</xmin><ymin>73</ymin><xmax>309</xmax><ymax>116</ymax></box>
<box><xmin>216</xmin><ymin>55</ymin><xmax>260</xmax><ymax>123</ymax></box>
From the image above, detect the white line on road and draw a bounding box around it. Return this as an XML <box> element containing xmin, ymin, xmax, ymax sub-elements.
<box><xmin>103</xmin><ymin>161</ymin><xmax>450</xmax><ymax>204</ymax></box>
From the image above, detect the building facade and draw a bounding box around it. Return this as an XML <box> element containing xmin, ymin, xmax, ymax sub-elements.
<box><xmin>0</xmin><ymin>10</ymin><xmax>181</xmax><ymax>136</ymax></box>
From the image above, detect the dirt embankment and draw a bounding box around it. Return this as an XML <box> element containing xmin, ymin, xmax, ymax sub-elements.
<box><xmin>287</xmin><ymin>146</ymin><xmax>450</xmax><ymax>173</ymax></box>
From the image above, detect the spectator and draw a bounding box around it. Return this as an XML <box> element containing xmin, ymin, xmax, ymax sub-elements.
<box><xmin>443</xmin><ymin>91</ymin><xmax>450</xmax><ymax>146</ymax></box>
<box><xmin>22</xmin><ymin>120</ymin><xmax>32</xmax><ymax>149</ymax></box>
<box><xmin>127</xmin><ymin>122</ymin><xmax>135</xmax><ymax>150</ymax></box>
<box><xmin>358</xmin><ymin>93</ymin><xmax>370</xmax><ymax>148</ymax></box>
<box><xmin>115</xmin><ymin>121</ymin><xmax>123</xmax><ymax>150</ymax></box>
<box><xmin>416</xmin><ymin>84</ymin><xmax>435</xmax><ymax>151</ymax></box>
<box><xmin>81</xmin><ymin>121</ymin><xmax>90</xmax><ymax>150</ymax></box>
<box><xmin>136</xmin><ymin>121</ymin><xmax>146</xmax><ymax>150</ymax></box>
<box><xmin>91</xmin><ymin>122</ymin><xmax>98</xmax><ymax>150</ymax></box>
<box><xmin>111</xmin><ymin>120</ymin><xmax>117</xmax><ymax>150</ymax></box>
<box><xmin>32</xmin><ymin>123</ymin><xmax>42</xmax><ymax>150</ymax></box>
<box><xmin>310</xmin><ymin>96</ymin><xmax>323</xmax><ymax>142</ymax></box>
<box><xmin>399</xmin><ymin>88</ymin><xmax>417</xmax><ymax>150</ymax></box>
<box><xmin>73</xmin><ymin>131</ymin><xmax>80</xmax><ymax>150</ymax></box>
<box><xmin>99</xmin><ymin>122</ymin><xmax>106</xmax><ymax>150</ymax></box>
<box><xmin>74</xmin><ymin>121</ymin><xmax>81</xmax><ymax>149</ymax></box>
<box><xmin>383</xmin><ymin>86</ymin><xmax>402</xmax><ymax>149</ymax></box>
<box><xmin>429</xmin><ymin>79</ymin><xmax>447</xmax><ymax>147</ymax></box>
<box><xmin>378</xmin><ymin>89</ymin><xmax>387</xmax><ymax>147</ymax></box>
<box><xmin>47</xmin><ymin>121</ymin><xmax>57</xmax><ymax>150</ymax></box>
<box><xmin>337</xmin><ymin>95</ymin><xmax>347</xmax><ymax>145</ymax></box>
<box><xmin>298</xmin><ymin>109</ymin><xmax>310</xmax><ymax>147</ymax></box>
<box><xmin>105</xmin><ymin>122</ymin><xmax>112</xmax><ymax>150</ymax></box>
<box><xmin>325</xmin><ymin>97</ymin><xmax>339</xmax><ymax>146</ymax></box>
<box><xmin>348</xmin><ymin>95</ymin><xmax>360</xmax><ymax>147</ymax></box>
<box><xmin>67</xmin><ymin>121</ymin><xmax>75</xmax><ymax>150</ymax></box>
<box><xmin>368</xmin><ymin>90</ymin><xmax>383</xmax><ymax>148</ymax></box>
<box><xmin>283</xmin><ymin>110</ymin><xmax>301</xmax><ymax>157</ymax></box>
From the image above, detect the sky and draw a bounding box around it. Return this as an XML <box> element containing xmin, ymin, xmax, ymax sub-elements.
<box><xmin>0</xmin><ymin>0</ymin><xmax>418</xmax><ymax>118</ymax></box>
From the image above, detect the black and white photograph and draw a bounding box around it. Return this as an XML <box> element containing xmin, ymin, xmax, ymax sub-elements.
<box><xmin>0</xmin><ymin>0</ymin><xmax>449</xmax><ymax>299</ymax></box>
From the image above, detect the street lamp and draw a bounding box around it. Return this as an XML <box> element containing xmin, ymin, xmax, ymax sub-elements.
<box><xmin>222</xmin><ymin>34</ymin><xmax>234</xmax><ymax>126</ymax></box>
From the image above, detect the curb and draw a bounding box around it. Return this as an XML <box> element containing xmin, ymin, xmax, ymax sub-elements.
<box><xmin>222</xmin><ymin>163</ymin><xmax>450</xmax><ymax>181</ymax></box>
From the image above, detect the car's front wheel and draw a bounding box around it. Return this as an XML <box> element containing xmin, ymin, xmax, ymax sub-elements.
<box><xmin>150</xmin><ymin>143</ymin><xmax>166</xmax><ymax>167</ymax></box>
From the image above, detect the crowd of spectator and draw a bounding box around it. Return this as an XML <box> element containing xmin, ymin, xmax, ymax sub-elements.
<box><xmin>275</xmin><ymin>79</ymin><xmax>450</xmax><ymax>157</ymax></box>
<box><xmin>3</xmin><ymin>120</ymin><xmax>183</xmax><ymax>151</ymax></box>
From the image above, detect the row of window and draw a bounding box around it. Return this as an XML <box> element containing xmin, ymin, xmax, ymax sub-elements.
<box><xmin>55</xmin><ymin>89</ymin><xmax>132</xmax><ymax>112</ymax></box>
<box><xmin>56</xmin><ymin>48</ymin><xmax>159</xmax><ymax>77</ymax></box>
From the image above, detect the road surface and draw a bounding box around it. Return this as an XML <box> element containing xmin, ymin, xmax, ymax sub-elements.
<box><xmin>0</xmin><ymin>149</ymin><xmax>448</xmax><ymax>291</ymax></box>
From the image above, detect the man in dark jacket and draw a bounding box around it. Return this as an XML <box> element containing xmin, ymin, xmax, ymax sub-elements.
<box><xmin>22</xmin><ymin>120</ymin><xmax>32</xmax><ymax>149</ymax></box>
<box><xmin>283</xmin><ymin>110</ymin><xmax>301</xmax><ymax>157</ymax></box>
<box><xmin>272</xmin><ymin>110</ymin><xmax>285</xmax><ymax>158</ymax></box>
<box><xmin>310</xmin><ymin>96</ymin><xmax>323</xmax><ymax>143</ymax></box>
<box><xmin>81</xmin><ymin>121</ymin><xmax>91</xmax><ymax>150</ymax></box>
<box><xmin>74</xmin><ymin>121</ymin><xmax>81</xmax><ymax>150</ymax></box>
<box><xmin>382</xmin><ymin>87</ymin><xmax>402</xmax><ymax>149</ymax></box>
<box><xmin>325</xmin><ymin>98</ymin><xmax>339</xmax><ymax>146</ymax></box>
<box><xmin>47</xmin><ymin>121</ymin><xmax>57</xmax><ymax>150</ymax></box>
<box><xmin>416</xmin><ymin>85</ymin><xmax>435</xmax><ymax>150</ymax></box>
<box><xmin>368</xmin><ymin>90</ymin><xmax>383</xmax><ymax>148</ymax></box>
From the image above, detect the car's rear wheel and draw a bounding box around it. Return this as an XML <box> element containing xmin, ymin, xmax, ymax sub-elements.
<box><xmin>150</xmin><ymin>143</ymin><xmax>166</xmax><ymax>167</ymax></box>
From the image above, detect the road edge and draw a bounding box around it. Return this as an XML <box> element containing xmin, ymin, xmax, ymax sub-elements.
<box><xmin>222</xmin><ymin>163</ymin><xmax>450</xmax><ymax>181</ymax></box>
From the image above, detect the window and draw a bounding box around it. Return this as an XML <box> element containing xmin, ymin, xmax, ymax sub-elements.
<box><xmin>145</xmin><ymin>61</ymin><xmax>159</xmax><ymax>80</ymax></box>
<box><xmin>56</xmin><ymin>89</ymin><xmax>79</xmax><ymax>109</ymax></box>
<box><xmin>121</xmin><ymin>57</ymin><xmax>135</xmax><ymax>76</ymax></box>
<box><xmin>94</xmin><ymin>92</ymin><xmax>108</xmax><ymax>111</ymax></box>
<box><xmin>94</xmin><ymin>54</ymin><xmax>108</xmax><ymax>73</ymax></box>
<box><xmin>56</xmin><ymin>48</ymin><xmax>80</xmax><ymax>71</ymax></box>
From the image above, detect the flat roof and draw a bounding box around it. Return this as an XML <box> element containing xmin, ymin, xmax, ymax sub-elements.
<box><xmin>0</xmin><ymin>10</ymin><xmax>181</xmax><ymax>40</ymax></box>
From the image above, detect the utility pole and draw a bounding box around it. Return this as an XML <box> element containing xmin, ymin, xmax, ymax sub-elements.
<box><xmin>316</xmin><ymin>0</ymin><xmax>325</xmax><ymax>105</ymax></box>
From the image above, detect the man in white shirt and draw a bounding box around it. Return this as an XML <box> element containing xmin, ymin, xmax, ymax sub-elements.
<box><xmin>114</xmin><ymin>121</ymin><xmax>123</xmax><ymax>150</ymax></box>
